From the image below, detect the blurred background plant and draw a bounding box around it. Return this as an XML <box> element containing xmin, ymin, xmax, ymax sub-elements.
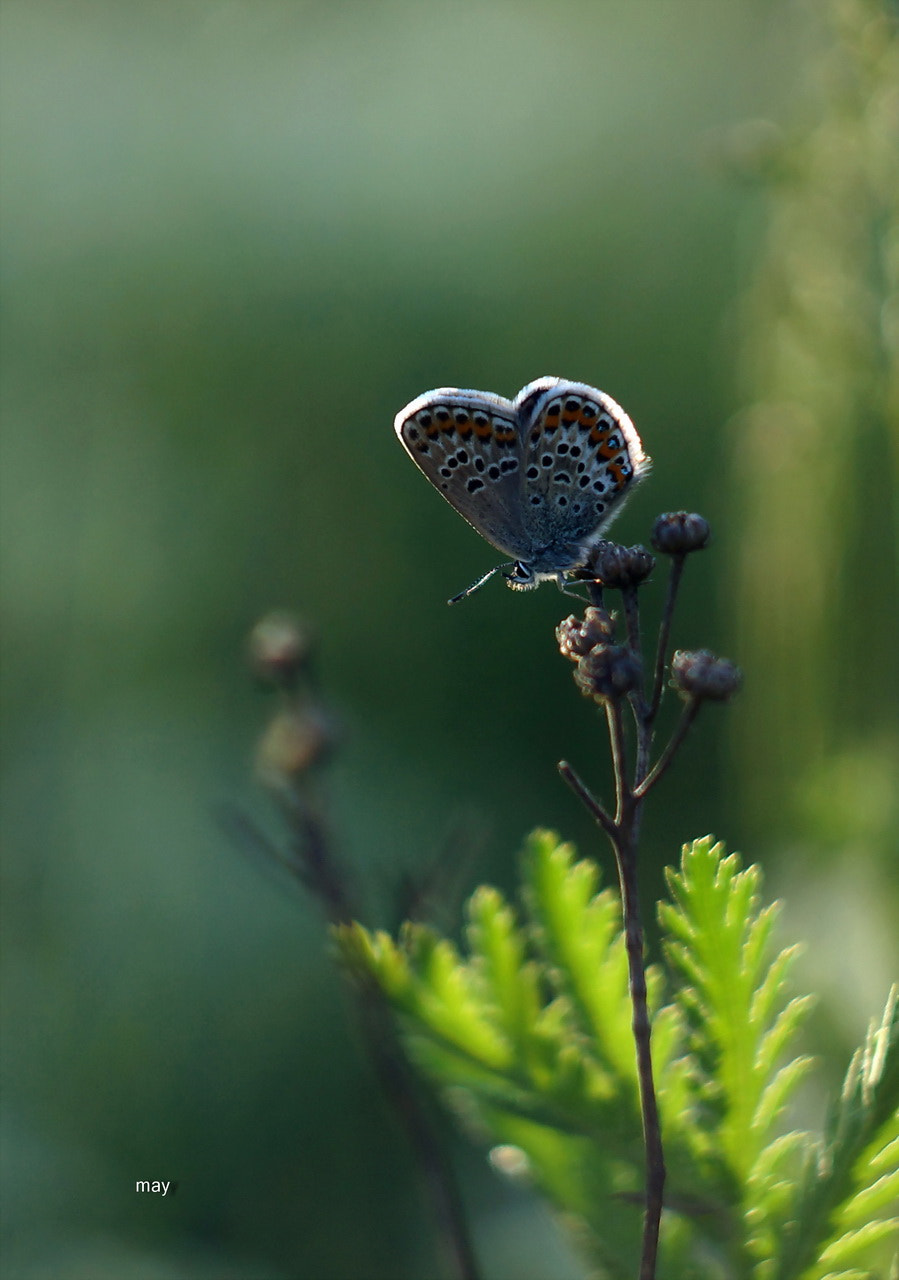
<box><xmin>1</xmin><ymin>1</ymin><xmax>896</xmax><ymax>1278</ymax></box>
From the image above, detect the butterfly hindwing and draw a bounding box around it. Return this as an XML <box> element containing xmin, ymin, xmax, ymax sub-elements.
<box><xmin>515</xmin><ymin>378</ymin><xmax>650</xmax><ymax>549</ymax></box>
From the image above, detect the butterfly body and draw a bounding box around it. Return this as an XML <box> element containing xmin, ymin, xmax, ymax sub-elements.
<box><xmin>394</xmin><ymin>377</ymin><xmax>650</xmax><ymax>599</ymax></box>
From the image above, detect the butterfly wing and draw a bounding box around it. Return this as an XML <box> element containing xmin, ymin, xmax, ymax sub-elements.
<box><xmin>513</xmin><ymin>377</ymin><xmax>650</xmax><ymax>554</ymax></box>
<box><xmin>394</xmin><ymin>388</ymin><xmax>534</xmax><ymax>560</ymax></box>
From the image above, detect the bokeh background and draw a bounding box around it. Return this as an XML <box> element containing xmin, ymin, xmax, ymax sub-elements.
<box><xmin>2</xmin><ymin>1</ymin><xmax>896</xmax><ymax>1277</ymax></box>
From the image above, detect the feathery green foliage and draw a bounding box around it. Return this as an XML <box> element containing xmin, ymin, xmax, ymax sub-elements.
<box><xmin>337</xmin><ymin>833</ymin><xmax>899</xmax><ymax>1277</ymax></box>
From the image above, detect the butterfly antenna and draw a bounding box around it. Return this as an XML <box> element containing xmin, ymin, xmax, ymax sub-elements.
<box><xmin>447</xmin><ymin>563</ymin><xmax>513</xmax><ymax>605</ymax></box>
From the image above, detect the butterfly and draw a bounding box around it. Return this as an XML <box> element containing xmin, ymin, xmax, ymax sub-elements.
<box><xmin>394</xmin><ymin>377</ymin><xmax>650</xmax><ymax>601</ymax></box>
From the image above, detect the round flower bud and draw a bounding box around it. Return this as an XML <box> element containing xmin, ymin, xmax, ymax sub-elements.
<box><xmin>255</xmin><ymin>707</ymin><xmax>335</xmax><ymax>786</ymax></box>
<box><xmin>651</xmin><ymin>512</ymin><xmax>711</xmax><ymax>555</ymax></box>
<box><xmin>583</xmin><ymin>541</ymin><xmax>655</xmax><ymax>588</ymax></box>
<box><xmin>248</xmin><ymin>612</ymin><xmax>313</xmax><ymax>687</ymax></box>
<box><xmin>575</xmin><ymin>644</ymin><xmax>642</xmax><ymax>703</ymax></box>
<box><xmin>556</xmin><ymin>607</ymin><xmax>616</xmax><ymax>661</ymax></box>
<box><xmin>670</xmin><ymin>649</ymin><xmax>742</xmax><ymax>702</ymax></box>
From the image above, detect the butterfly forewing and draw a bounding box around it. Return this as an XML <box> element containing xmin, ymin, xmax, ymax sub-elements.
<box><xmin>394</xmin><ymin>389</ymin><xmax>533</xmax><ymax>559</ymax></box>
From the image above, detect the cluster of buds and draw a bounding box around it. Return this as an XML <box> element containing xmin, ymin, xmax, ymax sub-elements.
<box><xmin>559</xmin><ymin>514</ymin><xmax>740</xmax><ymax>712</ymax></box>
<box><xmin>557</xmin><ymin>610</ymin><xmax>640</xmax><ymax>704</ymax></box>
<box><xmin>557</xmin><ymin>511</ymin><xmax>737</xmax><ymax>1277</ymax></box>
<box><xmin>249</xmin><ymin>612</ymin><xmax>337</xmax><ymax>787</ymax></box>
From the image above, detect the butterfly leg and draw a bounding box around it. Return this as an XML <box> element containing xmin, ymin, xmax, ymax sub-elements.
<box><xmin>555</xmin><ymin>572</ymin><xmax>592</xmax><ymax>602</ymax></box>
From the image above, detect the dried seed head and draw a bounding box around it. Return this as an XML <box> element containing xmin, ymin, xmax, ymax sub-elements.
<box><xmin>670</xmin><ymin>649</ymin><xmax>742</xmax><ymax>702</ymax></box>
<box><xmin>651</xmin><ymin>512</ymin><xmax>711</xmax><ymax>555</ymax></box>
<box><xmin>255</xmin><ymin>707</ymin><xmax>336</xmax><ymax>786</ymax></box>
<box><xmin>575</xmin><ymin>643</ymin><xmax>642</xmax><ymax>703</ymax></box>
<box><xmin>248</xmin><ymin>612</ymin><xmax>313</xmax><ymax>687</ymax></box>
<box><xmin>556</xmin><ymin>607</ymin><xmax>616</xmax><ymax>661</ymax></box>
<box><xmin>582</xmin><ymin>541</ymin><xmax>655</xmax><ymax>588</ymax></box>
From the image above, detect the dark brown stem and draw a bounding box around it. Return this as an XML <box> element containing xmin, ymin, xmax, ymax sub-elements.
<box><xmin>649</xmin><ymin>555</ymin><xmax>685</xmax><ymax>723</ymax></box>
<box><xmin>621</xmin><ymin>585</ymin><xmax>643</xmax><ymax>677</ymax></box>
<box><xmin>557</xmin><ymin>760</ymin><xmax>618</xmax><ymax>842</ymax></box>
<box><xmin>566</xmin><ymin>691</ymin><xmax>665</xmax><ymax>1269</ymax></box>
<box><xmin>621</xmin><ymin>584</ymin><xmax>653</xmax><ymax>781</ymax></box>
<box><xmin>354</xmin><ymin>982</ymin><xmax>482</xmax><ymax>1280</ymax></box>
<box><xmin>586</xmin><ymin>580</ymin><xmax>605</xmax><ymax>608</ymax></box>
<box><xmin>604</xmin><ymin>699</ymin><xmax>630</xmax><ymax>822</ymax></box>
<box><xmin>611</xmin><ymin>818</ymin><xmax>665</xmax><ymax>1280</ymax></box>
<box><xmin>297</xmin><ymin>801</ymin><xmax>481</xmax><ymax>1280</ymax></box>
<box><xmin>564</xmin><ymin>696</ymin><xmax>666</xmax><ymax>1275</ymax></box>
<box><xmin>634</xmin><ymin>698</ymin><xmax>701</xmax><ymax>800</ymax></box>
<box><xmin>227</xmin><ymin>791</ymin><xmax>481</xmax><ymax>1280</ymax></box>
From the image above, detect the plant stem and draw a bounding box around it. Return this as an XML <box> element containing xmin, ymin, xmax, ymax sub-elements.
<box><xmin>634</xmin><ymin>697</ymin><xmax>701</xmax><ymax>799</ymax></box>
<box><xmin>230</xmin><ymin>792</ymin><xmax>481</xmax><ymax>1280</ymax></box>
<box><xmin>557</xmin><ymin>765</ymin><xmax>665</xmax><ymax>1275</ymax></box>
<box><xmin>611</xmin><ymin>817</ymin><xmax>665</xmax><ymax>1280</ymax></box>
<box><xmin>355</xmin><ymin>983</ymin><xmax>482</xmax><ymax>1280</ymax></box>
<box><xmin>295</xmin><ymin>800</ymin><xmax>481</xmax><ymax>1280</ymax></box>
<box><xmin>649</xmin><ymin>554</ymin><xmax>685</xmax><ymax>722</ymax></box>
<box><xmin>605</xmin><ymin>700</ymin><xmax>630</xmax><ymax>821</ymax></box>
<box><xmin>557</xmin><ymin>760</ymin><xmax>618</xmax><ymax>841</ymax></box>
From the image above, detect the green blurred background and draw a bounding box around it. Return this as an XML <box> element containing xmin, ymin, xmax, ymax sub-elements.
<box><xmin>1</xmin><ymin>2</ymin><xmax>896</xmax><ymax>1277</ymax></box>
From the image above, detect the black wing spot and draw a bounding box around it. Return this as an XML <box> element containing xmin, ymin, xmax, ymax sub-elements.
<box><xmin>466</xmin><ymin>477</ymin><xmax>485</xmax><ymax>493</ymax></box>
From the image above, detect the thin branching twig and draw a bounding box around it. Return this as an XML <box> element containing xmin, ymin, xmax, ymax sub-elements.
<box><xmin>557</xmin><ymin>516</ymin><xmax>737</xmax><ymax>1277</ymax></box>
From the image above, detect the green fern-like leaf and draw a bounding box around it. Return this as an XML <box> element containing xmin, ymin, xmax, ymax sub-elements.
<box><xmin>659</xmin><ymin>836</ymin><xmax>816</xmax><ymax>1268</ymax></box>
<box><xmin>772</xmin><ymin>987</ymin><xmax>899</xmax><ymax>1280</ymax></box>
<box><xmin>335</xmin><ymin>835</ymin><xmax>898</xmax><ymax>1278</ymax></box>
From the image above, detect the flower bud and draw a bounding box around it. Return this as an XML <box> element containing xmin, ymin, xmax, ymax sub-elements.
<box><xmin>651</xmin><ymin>512</ymin><xmax>711</xmax><ymax>555</ymax></box>
<box><xmin>248</xmin><ymin>612</ymin><xmax>313</xmax><ymax>687</ymax></box>
<box><xmin>575</xmin><ymin>644</ymin><xmax>641</xmax><ymax>703</ymax></box>
<box><xmin>255</xmin><ymin>707</ymin><xmax>335</xmax><ymax>786</ymax></box>
<box><xmin>670</xmin><ymin>649</ymin><xmax>742</xmax><ymax>702</ymax></box>
<box><xmin>583</xmin><ymin>541</ymin><xmax>655</xmax><ymax>588</ymax></box>
<box><xmin>556</xmin><ymin>607</ymin><xmax>616</xmax><ymax>661</ymax></box>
